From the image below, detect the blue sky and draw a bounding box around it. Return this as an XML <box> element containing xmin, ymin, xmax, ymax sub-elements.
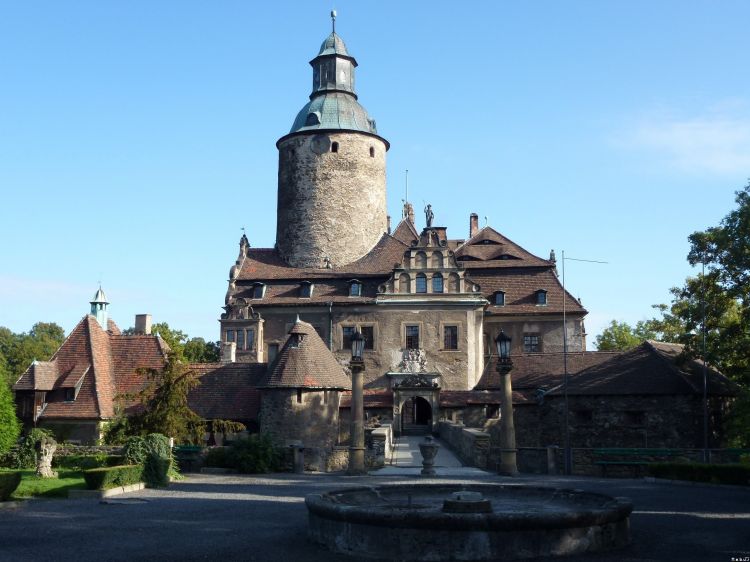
<box><xmin>1</xmin><ymin>1</ymin><xmax>749</xmax><ymax>346</ymax></box>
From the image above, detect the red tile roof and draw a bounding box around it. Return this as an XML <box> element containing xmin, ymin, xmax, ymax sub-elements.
<box><xmin>188</xmin><ymin>362</ymin><xmax>267</xmax><ymax>421</ymax></box>
<box><xmin>454</xmin><ymin>226</ymin><xmax>551</xmax><ymax>268</ymax></box>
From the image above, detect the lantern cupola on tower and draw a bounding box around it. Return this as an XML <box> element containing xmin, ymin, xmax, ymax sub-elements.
<box><xmin>89</xmin><ymin>286</ymin><xmax>109</xmax><ymax>330</ymax></box>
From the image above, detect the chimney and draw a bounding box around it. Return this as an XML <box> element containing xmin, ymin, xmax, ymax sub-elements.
<box><xmin>221</xmin><ymin>341</ymin><xmax>236</xmax><ymax>364</ymax></box>
<box><xmin>387</xmin><ymin>215</ymin><xmax>392</xmax><ymax>234</ymax></box>
<box><xmin>469</xmin><ymin>213</ymin><xmax>479</xmax><ymax>238</ymax></box>
<box><xmin>135</xmin><ymin>314</ymin><xmax>152</xmax><ymax>335</ymax></box>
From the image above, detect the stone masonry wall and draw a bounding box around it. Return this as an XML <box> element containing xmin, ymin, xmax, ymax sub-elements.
<box><xmin>259</xmin><ymin>389</ymin><xmax>341</xmax><ymax>455</ymax></box>
<box><xmin>276</xmin><ymin>132</ymin><xmax>387</xmax><ymax>268</ymax></box>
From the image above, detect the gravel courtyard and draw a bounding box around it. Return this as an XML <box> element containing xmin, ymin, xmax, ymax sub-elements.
<box><xmin>0</xmin><ymin>472</ymin><xmax>748</xmax><ymax>562</ymax></box>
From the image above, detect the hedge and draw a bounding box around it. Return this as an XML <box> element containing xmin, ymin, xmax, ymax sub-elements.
<box><xmin>649</xmin><ymin>462</ymin><xmax>750</xmax><ymax>486</ymax></box>
<box><xmin>53</xmin><ymin>454</ymin><xmax>124</xmax><ymax>471</ymax></box>
<box><xmin>0</xmin><ymin>472</ymin><xmax>22</xmax><ymax>501</ymax></box>
<box><xmin>83</xmin><ymin>465</ymin><xmax>144</xmax><ymax>491</ymax></box>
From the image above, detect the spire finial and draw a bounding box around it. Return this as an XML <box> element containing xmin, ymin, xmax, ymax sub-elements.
<box><xmin>331</xmin><ymin>9</ymin><xmax>336</xmax><ymax>34</ymax></box>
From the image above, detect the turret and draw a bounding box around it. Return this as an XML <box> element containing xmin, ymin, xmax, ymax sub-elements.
<box><xmin>275</xmin><ymin>13</ymin><xmax>389</xmax><ymax>268</ymax></box>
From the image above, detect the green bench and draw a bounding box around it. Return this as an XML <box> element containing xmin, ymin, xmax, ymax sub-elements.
<box><xmin>173</xmin><ymin>445</ymin><xmax>204</xmax><ymax>472</ymax></box>
<box><xmin>593</xmin><ymin>448</ymin><xmax>685</xmax><ymax>477</ymax></box>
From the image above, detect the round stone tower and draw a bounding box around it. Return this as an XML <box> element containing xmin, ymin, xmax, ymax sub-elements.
<box><xmin>276</xmin><ymin>24</ymin><xmax>389</xmax><ymax>269</ymax></box>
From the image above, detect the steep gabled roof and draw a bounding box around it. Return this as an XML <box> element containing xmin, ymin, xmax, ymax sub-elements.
<box><xmin>391</xmin><ymin>218</ymin><xmax>419</xmax><ymax>246</ymax></box>
<box><xmin>14</xmin><ymin>315</ymin><xmax>169</xmax><ymax>420</ymax></box>
<box><xmin>259</xmin><ymin>320</ymin><xmax>351</xmax><ymax>389</ymax></box>
<box><xmin>475</xmin><ymin>341</ymin><xmax>739</xmax><ymax>397</ymax></box>
<box><xmin>454</xmin><ymin>226</ymin><xmax>552</xmax><ymax>269</ymax></box>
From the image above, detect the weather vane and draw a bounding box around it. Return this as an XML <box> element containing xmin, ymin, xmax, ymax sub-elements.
<box><xmin>331</xmin><ymin>9</ymin><xmax>336</xmax><ymax>34</ymax></box>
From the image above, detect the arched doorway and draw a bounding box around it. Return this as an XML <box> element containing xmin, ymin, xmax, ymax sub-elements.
<box><xmin>401</xmin><ymin>396</ymin><xmax>432</xmax><ymax>435</ymax></box>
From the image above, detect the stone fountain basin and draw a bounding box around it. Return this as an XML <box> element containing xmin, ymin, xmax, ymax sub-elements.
<box><xmin>306</xmin><ymin>483</ymin><xmax>633</xmax><ymax>561</ymax></box>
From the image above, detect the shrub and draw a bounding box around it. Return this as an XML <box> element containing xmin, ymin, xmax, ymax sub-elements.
<box><xmin>83</xmin><ymin>465</ymin><xmax>143</xmax><ymax>490</ymax></box>
<box><xmin>203</xmin><ymin>446</ymin><xmax>231</xmax><ymax>468</ymax></box>
<box><xmin>123</xmin><ymin>434</ymin><xmax>174</xmax><ymax>487</ymax></box>
<box><xmin>53</xmin><ymin>454</ymin><xmax>122</xmax><ymax>471</ymax></box>
<box><xmin>0</xmin><ymin>472</ymin><xmax>22</xmax><ymax>501</ymax></box>
<box><xmin>13</xmin><ymin>429</ymin><xmax>54</xmax><ymax>469</ymax></box>
<box><xmin>229</xmin><ymin>435</ymin><xmax>280</xmax><ymax>474</ymax></box>
<box><xmin>649</xmin><ymin>462</ymin><xmax>750</xmax><ymax>486</ymax></box>
<box><xmin>0</xmin><ymin>382</ymin><xmax>21</xmax><ymax>454</ymax></box>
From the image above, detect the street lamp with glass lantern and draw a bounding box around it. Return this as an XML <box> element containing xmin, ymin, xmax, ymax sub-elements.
<box><xmin>495</xmin><ymin>330</ymin><xmax>518</xmax><ymax>475</ymax></box>
<box><xmin>348</xmin><ymin>330</ymin><xmax>366</xmax><ymax>475</ymax></box>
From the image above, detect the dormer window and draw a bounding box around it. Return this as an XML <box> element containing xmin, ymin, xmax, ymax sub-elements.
<box><xmin>300</xmin><ymin>282</ymin><xmax>313</xmax><ymax>299</ymax></box>
<box><xmin>64</xmin><ymin>388</ymin><xmax>75</xmax><ymax>402</ymax></box>
<box><xmin>251</xmin><ymin>283</ymin><xmax>266</xmax><ymax>299</ymax></box>
<box><xmin>494</xmin><ymin>291</ymin><xmax>505</xmax><ymax>306</ymax></box>
<box><xmin>349</xmin><ymin>280</ymin><xmax>363</xmax><ymax>297</ymax></box>
<box><xmin>535</xmin><ymin>290</ymin><xmax>548</xmax><ymax>306</ymax></box>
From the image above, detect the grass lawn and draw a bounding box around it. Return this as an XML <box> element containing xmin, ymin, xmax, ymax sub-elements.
<box><xmin>0</xmin><ymin>468</ymin><xmax>87</xmax><ymax>499</ymax></box>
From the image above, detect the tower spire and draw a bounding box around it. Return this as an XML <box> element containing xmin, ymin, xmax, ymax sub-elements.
<box><xmin>331</xmin><ymin>9</ymin><xmax>336</xmax><ymax>34</ymax></box>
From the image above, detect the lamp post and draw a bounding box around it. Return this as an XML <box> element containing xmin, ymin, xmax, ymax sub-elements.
<box><xmin>348</xmin><ymin>330</ymin><xmax>366</xmax><ymax>475</ymax></box>
<box><xmin>495</xmin><ymin>330</ymin><xmax>518</xmax><ymax>476</ymax></box>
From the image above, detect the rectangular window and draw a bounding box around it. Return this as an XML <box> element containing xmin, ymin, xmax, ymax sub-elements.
<box><xmin>405</xmin><ymin>325</ymin><xmax>420</xmax><ymax>350</ymax></box>
<box><xmin>236</xmin><ymin>329</ymin><xmax>245</xmax><ymax>350</ymax></box>
<box><xmin>300</xmin><ymin>283</ymin><xmax>313</xmax><ymax>298</ymax></box>
<box><xmin>361</xmin><ymin>326</ymin><xmax>374</xmax><ymax>350</ymax></box>
<box><xmin>494</xmin><ymin>292</ymin><xmax>505</xmax><ymax>306</ymax></box>
<box><xmin>64</xmin><ymin>388</ymin><xmax>75</xmax><ymax>402</ymax></box>
<box><xmin>246</xmin><ymin>328</ymin><xmax>255</xmax><ymax>350</ymax></box>
<box><xmin>523</xmin><ymin>334</ymin><xmax>540</xmax><ymax>353</ymax></box>
<box><xmin>536</xmin><ymin>290</ymin><xmax>547</xmax><ymax>305</ymax></box>
<box><xmin>342</xmin><ymin>326</ymin><xmax>355</xmax><ymax>350</ymax></box>
<box><xmin>252</xmin><ymin>284</ymin><xmax>265</xmax><ymax>299</ymax></box>
<box><xmin>226</xmin><ymin>330</ymin><xmax>235</xmax><ymax>343</ymax></box>
<box><xmin>349</xmin><ymin>282</ymin><xmax>362</xmax><ymax>297</ymax></box>
<box><xmin>268</xmin><ymin>343</ymin><xmax>279</xmax><ymax>363</ymax></box>
<box><xmin>443</xmin><ymin>325</ymin><xmax>458</xmax><ymax>350</ymax></box>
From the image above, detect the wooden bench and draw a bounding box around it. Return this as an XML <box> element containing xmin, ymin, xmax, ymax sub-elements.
<box><xmin>593</xmin><ymin>448</ymin><xmax>684</xmax><ymax>477</ymax></box>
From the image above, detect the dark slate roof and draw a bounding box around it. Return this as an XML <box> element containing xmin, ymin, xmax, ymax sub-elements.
<box><xmin>259</xmin><ymin>320</ymin><xmax>351</xmax><ymax>389</ymax></box>
<box><xmin>188</xmin><ymin>363</ymin><xmax>267</xmax><ymax>421</ymax></box>
<box><xmin>475</xmin><ymin>341</ymin><xmax>738</xmax><ymax>397</ymax></box>
<box><xmin>14</xmin><ymin>315</ymin><xmax>169</xmax><ymax>420</ymax></box>
<box><xmin>317</xmin><ymin>32</ymin><xmax>350</xmax><ymax>57</ymax></box>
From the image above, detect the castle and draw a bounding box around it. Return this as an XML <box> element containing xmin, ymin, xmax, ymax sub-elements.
<box><xmin>13</xmin><ymin>21</ymin><xmax>736</xmax><ymax>469</ymax></box>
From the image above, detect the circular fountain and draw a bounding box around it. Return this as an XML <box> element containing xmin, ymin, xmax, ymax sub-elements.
<box><xmin>306</xmin><ymin>483</ymin><xmax>632</xmax><ymax>561</ymax></box>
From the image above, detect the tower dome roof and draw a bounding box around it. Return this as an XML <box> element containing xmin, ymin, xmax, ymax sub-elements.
<box><xmin>90</xmin><ymin>286</ymin><xmax>109</xmax><ymax>304</ymax></box>
<box><xmin>289</xmin><ymin>93</ymin><xmax>377</xmax><ymax>134</ymax></box>
<box><xmin>318</xmin><ymin>32</ymin><xmax>350</xmax><ymax>57</ymax></box>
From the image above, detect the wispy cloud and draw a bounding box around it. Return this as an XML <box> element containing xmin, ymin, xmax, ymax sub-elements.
<box><xmin>618</xmin><ymin>103</ymin><xmax>750</xmax><ymax>175</ymax></box>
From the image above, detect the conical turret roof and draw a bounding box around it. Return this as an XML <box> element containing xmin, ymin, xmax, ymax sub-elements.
<box><xmin>260</xmin><ymin>320</ymin><xmax>351</xmax><ymax>390</ymax></box>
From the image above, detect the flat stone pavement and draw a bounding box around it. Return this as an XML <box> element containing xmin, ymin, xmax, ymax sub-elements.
<box><xmin>1</xmin><ymin>471</ymin><xmax>749</xmax><ymax>562</ymax></box>
<box><xmin>375</xmin><ymin>435</ymin><xmax>489</xmax><ymax>476</ymax></box>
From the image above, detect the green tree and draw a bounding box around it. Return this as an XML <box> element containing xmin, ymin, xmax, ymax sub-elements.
<box><xmin>595</xmin><ymin>320</ymin><xmax>657</xmax><ymax>351</ymax></box>
<box><xmin>127</xmin><ymin>352</ymin><xmax>205</xmax><ymax>444</ymax></box>
<box><xmin>122</xmin><ymin>323</ymin><xmax>218</xmax><ymax>363</ymax></box>
<box><xmin>0</xmin><ymin>376</ymin><xmax>21</xmax><ymax>452</ymax></box>
<box><xmin>183</xmin><ymin>337</ymin><xmax>220</xmax><ymax>363</ymax></box>
<box><xmin>0</xmin><ymin>322</ymin><xmax>66</xmax><ymax>386</ymax></box>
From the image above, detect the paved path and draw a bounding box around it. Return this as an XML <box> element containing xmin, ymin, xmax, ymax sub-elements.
<box><xmin>1</xmin><ymin>472</ymin><xmax>749</xmax><ymax>561</ymax></box>
<box><xmin>373</xmin><ymin>435</ymin><xmax>489</xmax><ymax>476</ymax></box>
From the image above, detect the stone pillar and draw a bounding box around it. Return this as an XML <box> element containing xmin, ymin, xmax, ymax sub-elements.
<box><xmin>498</xmin><ymin>369</ymin><xmax>518</xmax><ymax>476</ymax></box>
<box><xmin>221</xmin><ymin>342</ymin><xmax>236</xmax><ymax>364</ymax></box>
<box><xmin>348</xmin><ymin>360</ymin><xmax>366</xmax><ymax>475</ymax></box>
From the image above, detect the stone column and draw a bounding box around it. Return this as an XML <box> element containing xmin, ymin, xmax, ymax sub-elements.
<box><xmin>348</xmin><ymin>360</ymin><xmax>366</xmax><ymax>475</ymax></box>
<box><xmin>498</xmin><ymin>368</ymin><xmax>518</xmax><ymax>476</ymax></box>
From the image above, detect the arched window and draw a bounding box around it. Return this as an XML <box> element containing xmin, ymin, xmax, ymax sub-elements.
<box><xmin>349</xmin><ymin>280</ymin><xmax>362</xmax><ymax>297</ymax></box>
<box><xmin>398</xmin><ymin>273</ymin><xmax>411</xmax><ymax>293</ymax></box>
<box><xmin>432</xmin><ymin>273</ymin><xmax>444</xmax><ymax>293</ymax></box>
<box><xmin>415</xmin><ymin>251</ymin><xmax>427</xmax><ymax>269</ymax></box>
<box><xmin>251</xmin><ymin>283</ymin><xmax>266</xmax><ymax>299</ymax></box>
<box><xmin>535</xmin><ymin>290</ymin><xmax>548</xmax><ymax>305</ymax></box>
<box><xmin>299</xmin><ymin>282</ymin><xmax>313</xmax><ymax>298</ymax></box>
<box><xmin>448</xmin><ymin>273</ymin><xmax>460</xmax><ymax>293</ymax></box>
<box><xmin>432</xmin><ymin>252</ymin><xmax>443</xmax><ymax>268</ymax></box>
<box><xmin>494</xmin><ymin>291</ymin><xmax>505</xmax><ymax>306</ymax></box>
<box><xmin>369</xmin><ymin>146</ymin><xmax>375</xmax><ymax>157</ymax></box>
<box><xmin>416</xmin><ymin>273</ymin><xmax>427</xmax><ymax>293</ymax></box>
<box><xmin>331</xmin><ymin>141</ymin><xmax>339</xmax><ymax>153</ymax></box>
